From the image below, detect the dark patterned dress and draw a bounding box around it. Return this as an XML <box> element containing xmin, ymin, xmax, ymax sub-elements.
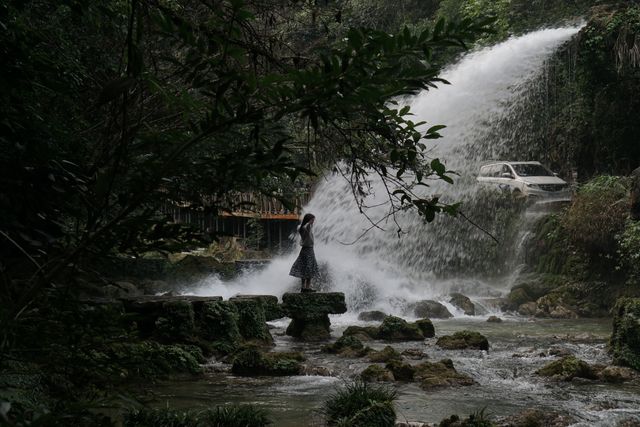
<box><xmin>289</xmin><ymin>224</ymin><xmax>319</xmax><ymax>279</ymax></box>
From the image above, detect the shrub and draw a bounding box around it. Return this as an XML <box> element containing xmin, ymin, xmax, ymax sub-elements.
<box><xmin>563</xmin><ymin>175</ymin><xmax>629</xmax><ymax>255</ymax></box>
<box><xmin>617</xmin><ymin>219</ymin><xmax>640</xmax><ymax>285</ymax></box>
<box><xmin>123</xmin><ymin>405</ymin><xmax>272</xmax><ymax>427</ymax></box>
<box><xmin>322</xmin><ymin>381</ymin><xmax>397</xmax><ymax>427</ymax></box>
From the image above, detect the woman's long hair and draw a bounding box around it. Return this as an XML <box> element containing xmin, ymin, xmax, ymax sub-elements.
<box><xmin>299</xmin><ymin>213</ymin><xmax>315</xmax><ymax>235</ymax></box>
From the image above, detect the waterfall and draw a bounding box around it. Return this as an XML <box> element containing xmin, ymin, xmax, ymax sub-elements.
<box><xmin>188</xmin><ymin>26</ymin><xmax>583</xmax><ymax>315</ymax></box>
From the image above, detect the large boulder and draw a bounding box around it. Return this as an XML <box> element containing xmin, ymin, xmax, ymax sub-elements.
<box><xmin>449</xmin><ymin>293</ymin><xmax>475</xmax><ymax>316</ymax></box>
<box><xmin>414</xmin><ymin>319</ymin><xmax>435</xmax><ymax>338</ymax></box>
<box><xmin>377</xmin><ymin>316</ymin><xmax>424</xmax><ymax>341</ymax></box>
<box><xmin>322</xmin><ymin>335</ymin><xmax>369</xmax><ymax>357</ymax></box>
<box><xmin>229</xmin><ymin>297</ymin><xmax>273</xmax><ymax>345</ymax></box>
<box><xmin>414</xmin><ymin>359</ymin><xmax>476</xmax><ymax>389</ymax></box>
<box><xmin>281</xmin><ymin>292</ymin><xmax>347</xmax><ymax>341</ymax></box>
<box><xmin>610</xmin><ymin>297</ymin><xmax>640</xmax><ymax>370</ymax></box>
<box><xmin>343</xmin><ymin>325</ymin><xmax>380</xmax><ymax>341</ymax></box>
<box><xmin>535</xmin><ymin>356</ymin><xmax>597</xmax><ymax>381</ymax></box>
<box><xmin>436</xmin><ymin>331</ymin><xmax>489</xmax><ymax>351</ymax></box>
<box><xmin>411</xmin><ymin>300</ymin><xmax>453</xmax><ymax>319</ymax></box>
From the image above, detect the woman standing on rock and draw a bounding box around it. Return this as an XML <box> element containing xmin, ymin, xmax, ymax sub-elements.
<box><xmin>289</xmin><ymin>213</ymin><xmax>319</xmax><ymax>293</ymax></box>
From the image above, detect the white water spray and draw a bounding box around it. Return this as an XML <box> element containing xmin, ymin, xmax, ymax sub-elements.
<box><xmin>188</xmin><ymin>26</ymin><xmax>583</xmax><ymax>314</ymax></box>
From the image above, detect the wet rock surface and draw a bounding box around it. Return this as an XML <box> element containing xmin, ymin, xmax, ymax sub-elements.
<box><xmin>231</xmin><ymin>347</ymin><xmax>305</xmax><ymax>376</ymax></box>
<box><xmin>449</xmin><ymin>293</ymin><xmax>475</xmax><ymax>315</ymax></box>
<box><xmin>378</xmin><ymin>316</ymin><xmax>425</xmax><ymax>341</ymax></box>
<box><xmin>536</xmin><ymin>355</ymin><xmax>597</xmax><ymax>381</ymax></box>
<box><xmin>436</xmin><ymin>331</ymin><xmax>489</xmax><ymax>351</ymax></box>
<box><xmin>358</xmin><ymin>310</ymin><xmax>388</xmax><ymax>321</ymax></box>
<box><xmin>411</xmin><ymin>300</ymin><xmax>453</xmax><ymax>319</ymax></box>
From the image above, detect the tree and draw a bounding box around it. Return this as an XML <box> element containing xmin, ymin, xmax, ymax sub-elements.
<box><xmin>0</xmin><ymin>0</ymin><xmax>492</xmax><ymax>341</ymax></box>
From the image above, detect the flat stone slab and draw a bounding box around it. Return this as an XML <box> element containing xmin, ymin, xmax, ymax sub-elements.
<box><xmin>229</xmin><ymin>294</ymin><xmax>283</xmax><ymax>321</ymax></box>
<box><xmin>281</xmin><ymin>292</ymin><xmax>347</xmax><ymax>319</ymax></box>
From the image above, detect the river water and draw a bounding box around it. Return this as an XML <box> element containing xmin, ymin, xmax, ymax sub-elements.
<box><xmin>142</xmin><ymin>315</ymin><xmax>640</xmax><ymax>426</ymax></box>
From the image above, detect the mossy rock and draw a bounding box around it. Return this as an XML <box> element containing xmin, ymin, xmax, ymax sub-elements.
<box><xmin>503</xmin><ymin>288</ymin><xmax>533</xmax><ymax>311</ymax></box>
<box><xmin>343</xmin><ymin>325</ymin><xmax>380</xmax><ymax>341</ymax></box>
<box><xmin>449</xmin><ymin>293</ymin><xmax>475</xmax><ymax>315</ymax></box>
<box><xmin>412</xmin><ymin>300</ymin><xmax>453</xmax><ymax>319</ymax></box>
<box><xmin>377</xmin><ymin>316</ymin><xmax>424</xmax><ymax>341</ymax></box>
<box><xmin>322</xmin><ymin>335</ymin><xmax>370</xmax><ymax>357</ymax></box>
<box><xmin>197</xmin><ymin>300</ymin><xmax>242</xmax><ymax>354</ymax></box>
<box><xmin>360</xmin><ymin>365</ymin><xmax>394</xmax><ymax>382</ymax></box>
<box><xmin>414</xmin><ymin>318</ymin><xmax>435</xmax><ymax>338</ymax></box>
<box><xmin>610</xmin><ymin>298</ymin><xmax>640</xmax><ymax>371</ymax></box>
<box><xmin>414</xmin><ymin>359</ymin><xmax>476</xmax><ymax>389</ymax></box>
<box><xmin>358</xmin><ymin>310</ymin><xmax>387</xmax><ymax>321</ymax></box>
<box><xmin>230</xmin><ymin>298</ymin><xmax>273</xmax><ymax>345</ymax></box>
<box><xmin>286</xmin><ymin>315</ymin><xmax>331</xmax><ymax>341</ymax></box>
<box><xmin>109</xmin><ymin>341</ymin><xmax>204</xmax><ymax>379</ymax></box>
<box><xmin>368</xmin><ymin>346</ymin><xmax>402</xmax><ymax>363</ymax></box>
<box><xmin>230</xmin><ymin>294</ymin><xmax>284</xmax><ymax>321</ymax></box>
<box><xmin>436</xmin><ymin>331</ymin><xmax>489</xmax><ymax>351</ymax></box>
<box><xmin>536</xmin><ymin>355</ymin><xmax>597</xmax><ymax>381</ymax></box>
<box><xmin>385</xmin><ymin>360</ymin><xmax>415</xmax><ymax>381</ymax></box>
<box><xmin>153</xmin><ymin>300</ymin><xmax>196</xmax><ymax>343</ymax></box>
<box><xmin>231</xmin><ymin>347</ymin><xmax>304</xmax><ymax>376</ymax></box>
<box><xmin>487</xmin><ymin>316</ymin><xmax>503</xmax><ymax>323</ymax></box>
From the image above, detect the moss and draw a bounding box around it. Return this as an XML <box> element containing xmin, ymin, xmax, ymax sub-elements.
<box><xmin>377</xmin><ymin>316</ymin><xmax>424</xmax><ymax>341</ymax></box>
<box><xmin>231</xmin><ymin>347</ymin><xmax>304</xmax><ymax>376</ymax></box>
<box><xmin>536</xmin><ymin>356</ymin><xmax>597</xmax><ymax>380</ymax></box>
<box><xmin>414</xmin><ymin>319</ymin><xmax>435</xmax><ymax>338</ymax></box>
<box><xmin>368</xmin><ymin>346</ymin><xmax>402</xmax><ymax>363</ymax></box>
<box><xmin>198</xmin><ymin>300</ymin><xmax>242</xmax><ymax>354</ymax></box>
<box><xmin>384</xmin><ymin>360</ymin><xmax>415</xmax><ymax>381</ymax></box>
<box><xmin>360</xmin><ymin>365</ymin><xmax>394</xmax><ymax>382</ymax></box>
<box><xmin>436</xmin><ymin>331</ymin><xmax>489</xmax><ymax>351</ymax></box>
<box><xmin>414</xmin><ymin>359</ymin><xmax>476</xmax><ymax>389</ymax></box>
<box><xmin>108</xmin><ymin>341</ymin><xmax>204</xmax><ymax>379</ymax></box>
<box><xmin>610</xmin><ymin>298</ymin><xmax>640</xmax><ymax>370</ymax></box>
<box><xmin>281</xmin><ymin>292</ymin><xmax>347</xmax><ymax>319</ymax></box>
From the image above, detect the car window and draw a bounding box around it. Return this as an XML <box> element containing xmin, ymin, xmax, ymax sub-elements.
<box><xmin>501</xmin><ymin>165</ymin><xmax>512</xmax><ymax>177</ymax></box>
<box><xmin>511</xmin><ymin>164</ymin><xmax>553</xmax><ymax>177</ymax></box>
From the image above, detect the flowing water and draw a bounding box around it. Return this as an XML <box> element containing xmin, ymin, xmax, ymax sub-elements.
<box><xmin>167</xmin><ymin>26</ymin><xmax>640</xmax><ymax>426</ymax></box>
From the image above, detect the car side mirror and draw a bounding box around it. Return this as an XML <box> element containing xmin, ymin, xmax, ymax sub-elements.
<box><xmin>501</xmin><ymin>173</ymin><xmax>513</xmax><ymax>179</ymax></box>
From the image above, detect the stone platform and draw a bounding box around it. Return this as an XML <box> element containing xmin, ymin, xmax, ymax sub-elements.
<box><xmin>281</xmin><ymin>292</ymin><xmax>347</xmax><ymax>341</ymax></box>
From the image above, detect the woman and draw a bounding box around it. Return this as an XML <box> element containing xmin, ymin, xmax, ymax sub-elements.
<box><xmin>289</xmin><ymin>213</ymin><xmax>319</xmax><ymax>292</ymax></box>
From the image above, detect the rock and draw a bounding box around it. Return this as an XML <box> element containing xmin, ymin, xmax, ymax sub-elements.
<box><xmin>104</xmin><ymin>281</ymin><xmax>142</xmax><ymax>298</ymax></box>
<box><xmin>322</xmin><ymin>335</ymin><xmax>369</xmax><ymax>357</ymax></box>
<box><xmin>487</xmin><ymin>316</ymin><xmax>503</xmax><ymax>323</ymax></box>
<box><xmin>518</xmin><ymin>302</ymin><xmax>538</xmax><ymax>316</ymax></box>
<box><xmin>597</xmin><ymin>365</ymin><xmax>638</xmax><ymax>383</ymax></box>
<box><xmin>360</xmin><ymin>364</ymin><xmax>394</xmax><ymax>382</ymax></box>
<box><xmin>385</xmin><ymin>360</ymin><xmax>415</xmax><ymax>381</ymax></box>
<box><xmin>378</xmin><ymin>316</ymin><xmax>424</xmax><ymax>341</ymax></box>
<box><xmin>231</xmin><ymin>347</ymin><xmax>305</xmax><ymax>376</ymax></box>
<box><xmin>343</xmin><ymin>325</ymin><xmax>379</xmax><ymax>341</ymax></box>
<box><xmin>436</xmin><ymin>331</ymin><xmax>489</xmax><ymax>351</ymax></box>
<box><xmin>549</xmin><ymin>304</ymin><xmax>578</xmax><ymax>319</ymax></box>
<box><xmin>198</xmin><ymin>300</ymin><xmax>242</xmax><ymax>354</ymax></box>
<box><xmin>495</xmin><ymin>408</ymin><xmax>574</xmax><ymax>427</ymax></box>
<box><xmin>414</xmin><ymin>318</ymin><xmax>435</xmax><ymax>338</ymax></box>
<box><xmin>281</xmin><ymin>292</ymin><xmax>347</xmax><ymax>341</ymax></box>
<box><xmin>610</xmin><ymin>298</ymin><xmax>640</xmax><ymax>370</ymax></box>
<box><xmin>449</xmin><ymin>293</ymin><xmax>475</xmax><ymax>315</ymax></box>
<box><xmin>548</xmin><ymin>346</ymin><xmax>572</xmax><ymax>357</ymax></box>
<box><xmin>412</xmin><ymin>300</ymin><xmax>453</xmax><ymax>319</ymax></box>
<box><xmin>229</xmin><ymin>294</ymin><xmax>284</xmax><ymax>321</ymax></box>
<box><xmin>503</xmin><ymin>288</ymin><xmax>532</xmax><ymax>311</ymax></box>
<box><xmin>300</xmin><ymin>365</ymin><xmax>334</xmax><ymax>376</ymax></box>
<box><xmin>401</xmin><ymin>349</ymin><xmax>428</xmax><ymax>360</ymax></box>
<box><xmin>536</xmin><ymin>355</ymin><xmax>597</xmax><ymax>381</ymax></box>
<box><xmin>229</xmin><ymin>298</ymin><xmax>273</xmax><ymax>345</ymax></box>
<box><xmin>358</xmin><ymin>310</ymin><xmax>388</xmax><ymax>322</ymax></box>
<box><xmin>368</xmin><ymin>346</ymin><xmax>402</xmax><ymax>363</ymax></box>
<box><xmin>414</xmin><ymin>359</ymin><xmax>476</xmax><ymax>389</ymax></box>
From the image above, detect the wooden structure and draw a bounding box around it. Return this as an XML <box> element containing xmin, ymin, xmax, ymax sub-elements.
<box><xmin>161</xmin><ymin>192</ymin><xmax>310</xmax><ymax>251</ymax></box>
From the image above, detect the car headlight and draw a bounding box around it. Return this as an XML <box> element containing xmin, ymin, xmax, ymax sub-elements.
<box><xmin>526</xmin><ymin>183</ymin><xmax>538</xmax><ymax>188</ymax></box>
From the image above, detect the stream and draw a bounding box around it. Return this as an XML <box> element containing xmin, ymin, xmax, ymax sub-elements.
<box><xmin>141</xmin><ymin>314</ymin><xmax>640</xmax><ymax>426</ymax></box>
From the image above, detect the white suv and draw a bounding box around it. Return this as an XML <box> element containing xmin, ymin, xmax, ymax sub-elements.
<box><xmin>477</xmin><ymin>161</ymin><xmax>571</xmax><ymax>200</ymax></box>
